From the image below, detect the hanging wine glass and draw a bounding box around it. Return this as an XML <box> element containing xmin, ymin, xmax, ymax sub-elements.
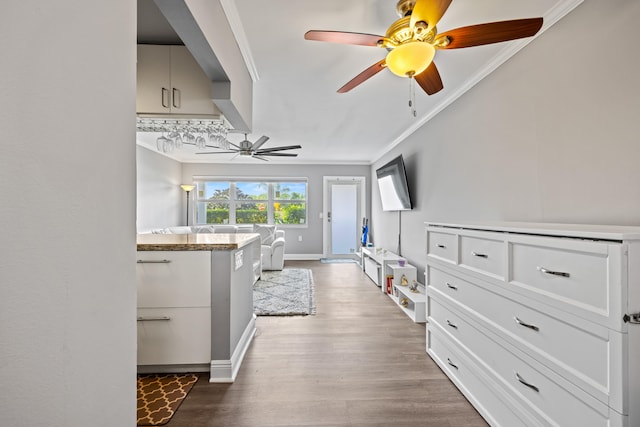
<box><xmin>168</xmin><ymin>127</ymin><xmax>183</xmax><ymax>149</ymax></box>
<box><xmin>195</xmin><ymin>135</ymin><xmax>206</xmax><ymax>149</ymax></box>
<box><xmin>156</xmin><ymin>133</ymin><xmax>171</xmax><ymax>153</ymax></box>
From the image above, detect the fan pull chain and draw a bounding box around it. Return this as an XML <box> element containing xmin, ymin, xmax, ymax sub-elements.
<box><xmin>408</xmin><ymin>77</ymin><xmax>417</xmax><ymax>117</ymax></box>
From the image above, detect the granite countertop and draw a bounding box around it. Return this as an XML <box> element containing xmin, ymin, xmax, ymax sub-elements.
<box><xmin>137</xmin><ymin>233</ymin><xmax>261</xmax><ymax>251</ymax></box>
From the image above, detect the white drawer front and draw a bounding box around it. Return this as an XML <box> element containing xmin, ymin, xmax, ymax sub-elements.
<box><xmin>137</xmin><ymin>251</ymin><xmax>211</xmax><ymax>308</ymax></box>
<box><xmin>364</xmin><ymin>257</ymin><xmax>380</xmax><ymax>285</ymax></box>
<box><xmin>510</xmin><ymin>237</ymin><xmax>621</xmax><ymax>324</ymax></box>
<box><xmin>459</xmin><ymin>234</ymin><xmax>505</xmax><ymax>280</ymax></box>
<box><xmin>427</xmin><ymin>230</ymin><xmax>457</xmax><ymax>263</ymax></box>
<box><xmin>137</xmin><ymin>307</ymin><xmax>211</xmax><ymax>366</ymax></box>
<box><xmin>427</xmin><ymin>329</ymin><xmax>531</xmax><ymax>427</ymax></box>
<box><xmin>428</xmin><ymin>290</ymin><xmax>611</xmax><ymax>403</ymax></box>
<box><xmin>429</xmin><ymin>306</ymin><xmax>611</xmax><ymax>427</ymax></box>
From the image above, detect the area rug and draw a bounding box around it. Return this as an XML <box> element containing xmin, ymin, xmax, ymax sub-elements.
<box><xmin>254</xmin><ymin>268</ymin><xmax>315</xmax><ymax>316</ymax></box>
<box><xmin>137</xmin><ymin>373</ymin><xmax>199</xmax><ymax>426</ymax></box>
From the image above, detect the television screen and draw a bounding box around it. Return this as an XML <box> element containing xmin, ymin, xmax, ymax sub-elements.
<box><xmin>375</xmin><ymin>155</ymin><xmax>412</xmax><ymax>211</ymax></box>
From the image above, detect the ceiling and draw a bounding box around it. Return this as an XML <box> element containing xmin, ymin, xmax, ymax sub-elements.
<box><xmin>136</xmin><ymin>0</ymin><xmax>580</xmax><ymax>165</ymax></box>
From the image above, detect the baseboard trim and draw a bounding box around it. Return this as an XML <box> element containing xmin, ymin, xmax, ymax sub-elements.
<box><xmin>285</xmin><ymin>254</ymin><xmax>323</xmax><ymax>261</ymax></box>
<box><xmin>209</xmin><ymin>314</ymin><xmax>256</xmax><ymax>383</ymax></box>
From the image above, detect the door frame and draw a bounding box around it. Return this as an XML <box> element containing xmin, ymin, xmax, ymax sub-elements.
<box><xmin>322</xmin><ymin>176</ymin><xmax>366</xmax><ymax>259</ymax></box>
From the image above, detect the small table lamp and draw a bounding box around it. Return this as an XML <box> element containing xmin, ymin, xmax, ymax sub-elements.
<box><xmin>180</xmin><ymin>184</ymin><xmax>196</xmax><ymax>226</ymax></box>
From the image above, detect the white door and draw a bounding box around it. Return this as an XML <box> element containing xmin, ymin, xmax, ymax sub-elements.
<box><xmin>323</xmin><ymin>177</ymin><xmax>364</xmax><ymax>259</ymax></box>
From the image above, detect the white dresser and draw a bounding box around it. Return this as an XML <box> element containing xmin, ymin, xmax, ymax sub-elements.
<box><xmin>425</xmin><ymin>221</ymin><xmax>640</xmax><ymax>427</ymax></box>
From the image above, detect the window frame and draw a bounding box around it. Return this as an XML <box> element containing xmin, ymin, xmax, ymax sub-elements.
<box><xmin>193</xmin><ymin>177</ymin><xmax>308</xmax><ymax>228</ymax></box>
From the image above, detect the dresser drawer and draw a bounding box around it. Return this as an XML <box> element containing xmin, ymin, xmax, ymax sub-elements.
<box><xmin>509</xmin><ymin>235</ymin><xmax>623</xmax><ymax>326</ymax></box>
<box><xmin>137</xmin><ymin>251</ymin><xmax>211</xmax><ymax>308</ymax></box>
<box><xmin>427</xmin><ymin>329</ymin><xmax>532</xmax><ymax>427</ymax></box>
<box><xmin>429</xmin><ymin>314</ymin><xmax>613</xmax><ymax>427</ymax></box>
<box><xmin>427</xmin><ymin>229</ymin><xmax>457</xmax><ymax>263</ymax></box>
<box><xmin>428</xmin><ymin>289</ymin><xmax>612</xmax><ymax>404</ymax></box>
<box><xmin>459</xmin><ymin>233</ymin><xmax>505</xmax><ymax>280</ymax></box>
<box><xmin>137</xmin><ymin>307</ymin><xmax>211</xmax><ymax>366</ymax></box>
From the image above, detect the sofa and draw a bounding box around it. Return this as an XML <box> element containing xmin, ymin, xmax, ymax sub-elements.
<box><xmin>147</xmin><ymin>224</ymin><xmax>285</xmax><ymax>271</ymax></box>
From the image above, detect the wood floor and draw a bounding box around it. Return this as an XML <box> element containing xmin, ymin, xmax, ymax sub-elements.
<box><xmin>165</xmin><ymin>260</ymin><xmax>488</xmax><ymax>427</ymax></box>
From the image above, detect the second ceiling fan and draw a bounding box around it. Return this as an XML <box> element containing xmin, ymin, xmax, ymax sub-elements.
<box><xmin>304</xmin><ymin>0</ymin><xmax>543</xmax><ymax>95</ymax></box>
<box><xmin>197</xmin><ymin>134</ymin><xmax>301</xmax><ymax>161</ymax></box>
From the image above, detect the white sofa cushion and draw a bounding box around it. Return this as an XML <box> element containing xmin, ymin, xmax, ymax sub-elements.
<box><xmin>253</xmin><ymin>224</ymin><xmax>276</xmax><ymax>245</ymax></box>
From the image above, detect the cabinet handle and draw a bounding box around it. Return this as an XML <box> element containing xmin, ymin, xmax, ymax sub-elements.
<box><xmin>447</xmin><ymin>358</ymin><xmax>459</xmax><ymax>370</ymax></box>
<box><xmin>172</xmin><ymin>88</ymin><xmax>181</xmax><ymax>108</ymax></box>
<box><xmin>446</xmin><ymin>319</ymin><xmax>458</xmax><ymax>329</ymax></box>
<box><xmin>137</xmin><ymin>316</ymin><xmax>171</xmax><ymax>321</ymax></box>
<box><xmin>515</xmin><ymin>372</ymin><xmax>539</xmax><ymax>392</ymax></box>
<box><xmin>471</xmin><ymin>251</ymin><xmax>488</xmax><ymax>258</ymax></box>
<box><xmin>137</xmin><ymin>259</ymin><xmax>171</xmax><ymax>264</ymax></box>
<box><xmin>514</xmin><ymin>317</ymin><xmax>539</xmax><ymax>332</ymax></box>
<box><xmin>161</xmin><ymin>87</ymin><xmax>170</xmax><ymax>108</ymax></box>
<box><xmin>537</xmin><ymin>266</ymin><xmax>570</xmax><ymax>278</ymax></box>
<box><xmin>437</xmin><ymin>244</ymin><xmax>446</xmax><ymax>249</ymax></box>
<box><xmin>446</xmin><ymin>282</ymin><xmax>458</xmax><ymax>291</ymax></box>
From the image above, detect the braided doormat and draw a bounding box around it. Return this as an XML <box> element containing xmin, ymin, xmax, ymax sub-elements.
<box><xmin>137</xmin><ymin>374</ymin><xmax>199</xmax><ymax>426</ymax></box>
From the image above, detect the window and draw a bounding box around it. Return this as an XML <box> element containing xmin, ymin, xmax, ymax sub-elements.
<box><xmin>194</xmin><ymin>178</ymin><xmax>307</xmax><ymax>226</ymax></box>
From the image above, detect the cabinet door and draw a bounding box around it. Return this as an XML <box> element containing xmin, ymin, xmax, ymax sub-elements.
<box><xmin>136</xmin><ymin>45</ymin><xmax>171</xmax><ymax>114</ymax></box>
<box><xmin>169</xmin><ymin>46</ymin><xmax>219</xmax><ymax>115</ymax></box>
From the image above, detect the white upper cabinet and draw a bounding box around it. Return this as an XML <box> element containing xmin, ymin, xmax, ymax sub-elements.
<box><xmin>136</xmin><ymin>45</ymin><xmax>220</xmax><ymax>116</ymax></box>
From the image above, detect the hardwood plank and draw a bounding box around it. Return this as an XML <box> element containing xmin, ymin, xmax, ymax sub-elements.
<box><xmin>164</xmin><ymin>261</ymin><xmax>488</xmax><ymax>426</ymax></box>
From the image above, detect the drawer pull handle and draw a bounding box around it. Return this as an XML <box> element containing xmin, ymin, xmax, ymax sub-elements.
<box><xmin>446</xmin><ymin>282</ymin><xmax>458</xmax><ymax>291</ymax></box>
<box><xmin>514</xmin><ymin>317</ymin><xmax>539</xmax><ymax>331</ymax></box>
<box><xmin>137</xmin><ymin>259</ymin><xmax>171</xmax><ymax>264</ymax></box>
<box><xmin>437</xmin><ymin>244</ymin><xmax>446</xmax><ymax>249</ymax></box>
<box><xmin>471</xmin><ymin>251</ymin><xmax>488</xmax><ymax>258</ymax></box>
<box><xmin>515</xmin><ymin>372</ymin><xmax>539</xmax><ymax>393</ymax></box>
<box><xmin>446</xmin><ymin>320</ymin><xmax>458</xmax><ymax>329</ymax></box>
<box><xmin>137</xmin><ymin>316</ymin><xmax>171</xmax><ymax>322</ymax></box>
<box><xmin>537</xmin><ymin>266</ymin><xmax>570</xmax><ymax>278</ymax></box>
<box><xmin>447</xmin><ymin>358</ymin><xmax>459</xmax><ymax>370</ymax></box>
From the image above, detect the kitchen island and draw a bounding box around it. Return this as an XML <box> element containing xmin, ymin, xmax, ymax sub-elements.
<box><xmin>136</xmin><ymin>233</ymin><xmax>261</xmax><ymax>382</ymax></box>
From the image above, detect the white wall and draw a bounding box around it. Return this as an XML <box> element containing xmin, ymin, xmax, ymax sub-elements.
<box><xmin>0</xmin><ymin>1</ymin><xmax>137</xmax><ymax>426</ymax></box>
<box><xmin>137</xmin><ymin>146</ymin><xmax>184</xmax><ymax>232</ymax></box>
<box><xmin>371</xmin><ymin>0</ymin><xmax>640</xmax><ymax>277</ymax></box>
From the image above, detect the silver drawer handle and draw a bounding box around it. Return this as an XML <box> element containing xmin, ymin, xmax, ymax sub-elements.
<box><xmin>471</xmin><ymin>251</ymin><xmax>488</xmax><ymax>258</ymax></box>
<box><xmin>514</xmin><ymin>317</ymin><xmax>539</xmax><ymax>332</ymax></box>
<box><xmin>446</xmin><ymin>282</ymin><xmax>458</xmax><ymax>291</ymax></box>
<box><xmin>446</xmin><ymin>320</ymin><xmax>458</xmax><ymax>329</ymax></box>
<box><xmin>137</xmin><ymin>316</ymin><xmax>171</xmax><ymax>321</ymax></box>
<box><xmin>537</xmin><ymin>266</ymin><xmax>570</xmax><ymax>278</ymax></box>
<box><xmin>447</xmin><ymin>358</ymin><xmax>459</xmax><ymax>370</ymax></box>
<box><xmin>437</xmin><ymin>244</ymin><xmax>446</xmax><ymax>249</ymax></box>
<box><xmin>515</xmin><ymin>372</ymin><xmax>539</xmax><ymax>392</ymax></box>
<box><xmin>137</xmin><ymin>259</ymin><xmax>171</xmax><ymax>264</ymax></box>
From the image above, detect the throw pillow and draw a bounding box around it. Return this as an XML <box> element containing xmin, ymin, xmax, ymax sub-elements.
<box><xmin>253</xmin><ymin>224</ymin><xmax>276</xmax><ymax>245</ymax></box>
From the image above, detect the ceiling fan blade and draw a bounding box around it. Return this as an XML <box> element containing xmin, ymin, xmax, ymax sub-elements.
<box><xmin>304</xmin><ymin>30</ymin><xmax>384</xmax><ymax>47</ymax></box>
<box><xmin>251</xmin><ymin>155</ymin><xmax>270</xmax><ymax>161</ymax></box>
<box><xmin>415</xmin><ymin>61</ymin><xmax>444</xmax><ymax>95</ymax></box>
<box><xmin>251</xmin><ymin>135</ymin><xmax>269</xmax><ymax>151</ymax></box>
<box><xmin>436</xmin><ymin>18</ymin><xmax>543</xmax><ymax>49</ymax></box>
<box><xmin>410</xmin><ymin>0</ymin><xmax>452</xmax><ymax>32</ymax></box>
<box><xmin>338</xmin><ymin>59</ymin><xmax>387</xmax><ymax>93</ymax></box>
<box><xmin>255</xmin><ymin>145</ymin><xmax>302</xmax><ymax>153</ymax></box>
<box><xmin>257</xmin><ymin>152</ymin><xmax>299</xmax><ymax>157</ymax></box>
<box><xmin>196</xmin><ymin>150</ymin><xmax>238</xmax><ymax>154</ymax></box>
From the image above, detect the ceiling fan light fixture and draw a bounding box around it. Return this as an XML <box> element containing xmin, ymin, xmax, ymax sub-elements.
<box><xmin>386</xmin><ymin>41</ymin><xmax>435</xmax><ymax>77</ymax></box>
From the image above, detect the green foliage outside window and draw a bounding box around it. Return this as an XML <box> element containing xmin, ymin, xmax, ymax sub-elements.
<box><xmin>196</xmin><ymin>180</ymin><xmax>307</xmax><ymax>225</ymax></box>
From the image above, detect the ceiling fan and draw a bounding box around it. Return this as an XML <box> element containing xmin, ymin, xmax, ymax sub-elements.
<box><xmin>197</xmin><ymin>134</ymin><xmax>301</xmax><ymax>161</ymax></box>
<box><xmin>304</xmin><ymin>0</ymin><xmax>543</xmax><ymax>95</ymax></box>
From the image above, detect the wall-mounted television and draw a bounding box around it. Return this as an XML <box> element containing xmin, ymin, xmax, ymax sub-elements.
<box><xmin>375</xmin><ymin>154</ymin><xmax>412</xmax><ymax>211</ymax></box>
